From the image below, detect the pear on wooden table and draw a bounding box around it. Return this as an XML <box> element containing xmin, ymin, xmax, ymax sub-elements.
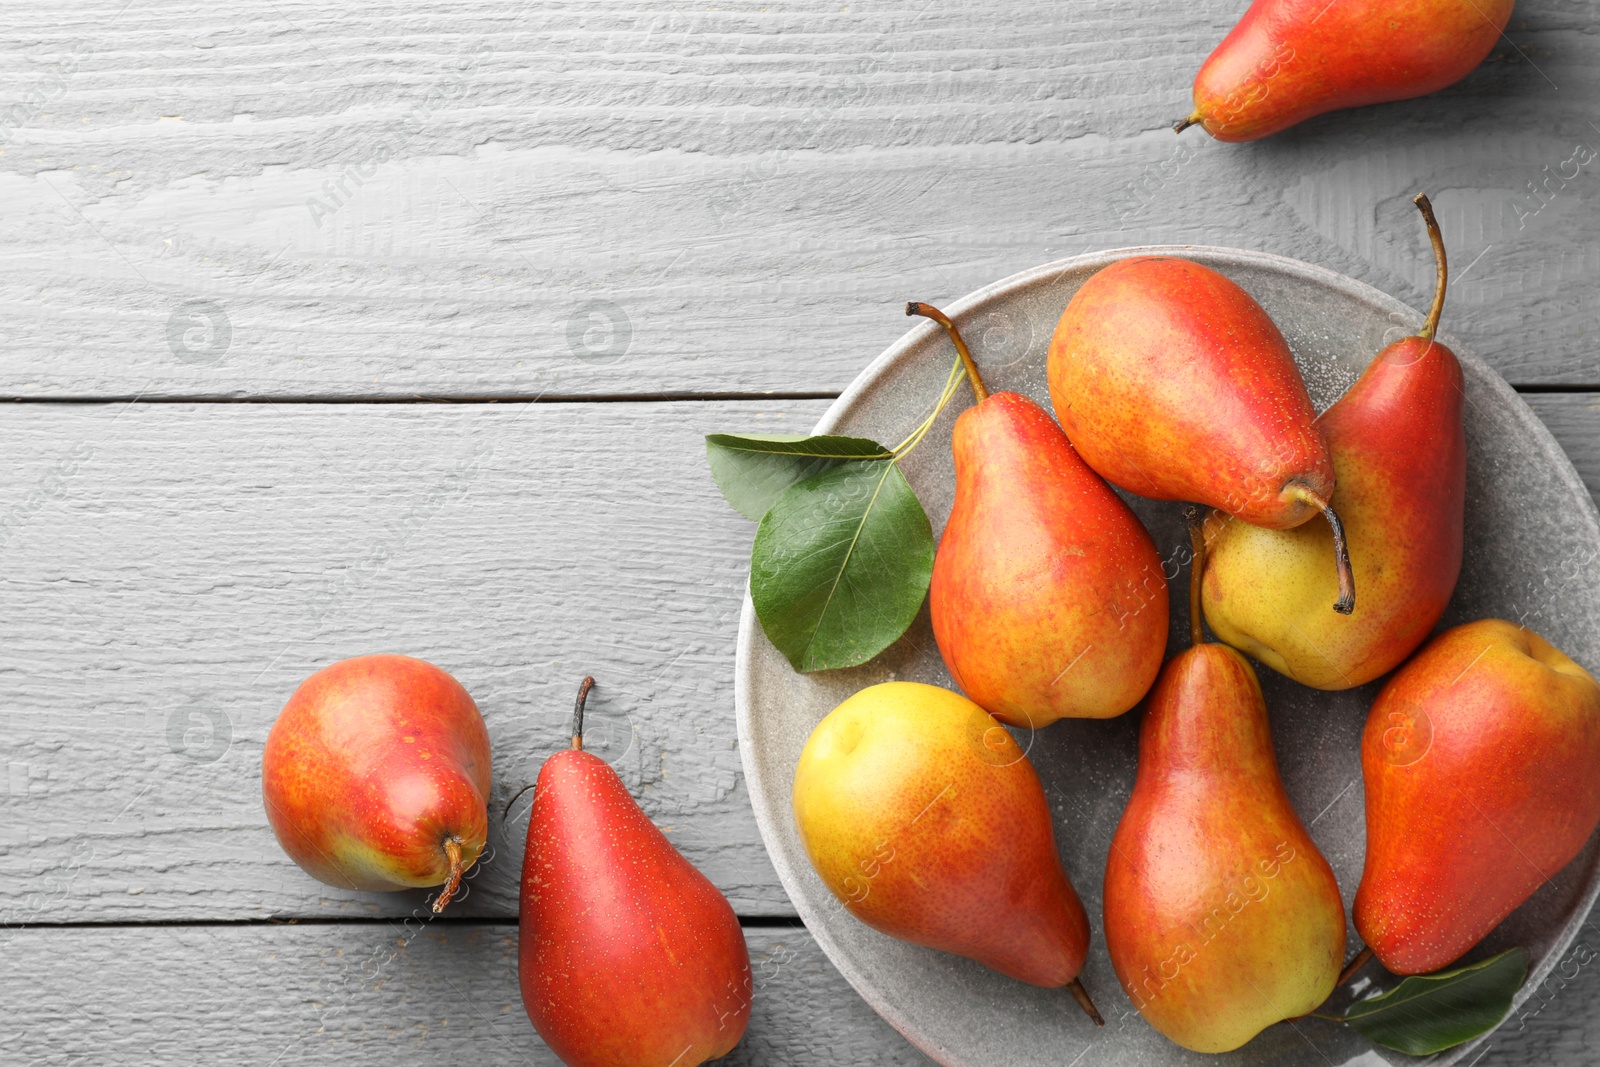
<box><xmin>262</xmin><ymin>654</ymin><xmax>490</xmax><ymax>912</ymax></box>
<box><xmin>519</xmin><ymin>678</ymin><xmax>752</xmax><ymax>1067</ymax></box>
<box><xmin>1178</xmin><ymin>0</ymin><xmax>1516</xmax><ymax>142</ymax></box>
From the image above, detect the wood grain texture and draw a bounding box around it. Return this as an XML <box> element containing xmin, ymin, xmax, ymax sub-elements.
<box><xmin>2</xmin><ymin>922</ymin><xmax>1597</xmax><ymax>1066</ymax></box>
<box><xmin>3</xmin><ymin>393</ymin><xmax>1600</xmax><ymax>928</ymax></box>
<box><xmin>1480</xmin><ymin>919</ymin><xmax>1600</xmax><ymax>1066</ymax></box>
<box><xmin>1528</xmin><ymin>394</ymin><xmax>1600</xmax><ymax>504</ymax></box>
<box><xmin>0</xmin><ymin>1</ymin><xmax>1595</xmax><ymax>398</ymax></box>
<box><xmin>7</xmin><ymin>3</ymin><xmax>1600</xmax><ymax>1060</ymax></box>
<box><xmin>2</xmin><ymin>922</ymin><xmax>934</xmax><ymax>1065</ymax></box>
<box><xmin>0</xmin><ymin>398</ymin><xmax>827</xmax><ymax>920</ymax></box>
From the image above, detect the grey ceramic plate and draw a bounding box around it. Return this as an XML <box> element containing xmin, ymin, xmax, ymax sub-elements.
<box><xmin>735</xmin><ymin>247</ymin><xmax>1600</xmax><ymax>1067</ymax></box>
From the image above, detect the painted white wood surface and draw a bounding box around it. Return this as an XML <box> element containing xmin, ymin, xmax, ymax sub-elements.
<box><xmin>4</xmin><ymin>921</ymin><xmax>1599</xmax><ymax>1064</ymax></box>
<box><xmin>0</xmin><ymin>399</ymin><xmax>831</xmax><ymax>920</ymax></box>
<box><xmin>0</xmin><ymin>1</ymin><xmax>1595</xmax><ymax>398</ymax></box>
<box><xmin>3</xmin><ymin>923</ymin><xmax>935</xmax><ymax>1065</ymax></box>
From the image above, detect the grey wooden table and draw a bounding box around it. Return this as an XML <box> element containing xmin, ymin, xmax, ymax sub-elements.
<box><xmin>2</xmin><ymin>1</ymin><xmax>1598</xmax><ymax>1063</ymax></box>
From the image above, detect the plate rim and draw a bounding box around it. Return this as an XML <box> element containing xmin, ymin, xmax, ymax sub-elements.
<box><xmin>735</xmin><ymin>244</ymin><xmax>1600</xmax><ymax>1067</ymax></box>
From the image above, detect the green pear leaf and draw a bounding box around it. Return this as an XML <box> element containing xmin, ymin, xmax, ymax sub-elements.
<box><xmin>749</xmin><ymin>459</ymin><xmax>933</xmax><ymax>672</ymax></box>
<box><xmin>1337</xmin><ymin>947</ymin><xmax>1529</xmax><ymax>1056</ymax></box>
<box><xmin>706</xmin><ymin>433</ymin><xmax>893</xmax><ymax>520</ymax></box>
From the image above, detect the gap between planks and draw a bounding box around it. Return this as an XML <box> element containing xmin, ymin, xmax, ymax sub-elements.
<box><xmin>1</xmin><ymin>385</ymin><xmax>1596</xmax><ymax>406</ymax></box>
<box><xmin>0</xmin><ymin>391</ymin><xmax>845</xmax><ymax>405</ymax></box>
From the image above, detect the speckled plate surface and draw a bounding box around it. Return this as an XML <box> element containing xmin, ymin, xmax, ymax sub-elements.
<box><xmin>735</xmin><ymin>248</ymin><xmax>1600</xmax><ymax>1067</ymax></box>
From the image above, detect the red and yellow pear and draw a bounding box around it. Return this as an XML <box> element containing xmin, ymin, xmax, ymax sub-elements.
<box><xmin>519</xmin><ymin>678</ymin><xmax>752</xmax><ymax>1067</ymax></box>
<box><xmin>1104</xmin><ymin>522</ymin><xmax>1345</xmax><ymax>1052</ymax></box>
<box><xmin>1048</xmin><ymin>255</ymin><xmax>1355</xmax><ymax>614</ymax></box>
<box><xmin>911</xmin><ymin>303</ymin><xmax>1167</xmax><ymax>726</ymax></box>
<box><xmin>793</xmin><ymin>680</ymin><xmax>1103</xmax><ymax>1023</ymax></box>
<box><xmin>1202</xmin><ymin>194</ymin><xmax>1466</xmax><ymax>690</ymax></box>
<box><xmin>1178</xmin><ymin>0</ymin><xmax>1516</xmax><ymax>142</ymax></box>
<box><xmin>1356</xmin><ymin>620</ymin><xmax>1600</xmax><ymax>975</ymax></box>
<box><xmin>262</xmin><ymin>653</ymin><xmax>490</xmax><ymax>911</ymax></box>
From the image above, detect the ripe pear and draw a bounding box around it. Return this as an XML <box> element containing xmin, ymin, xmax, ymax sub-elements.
<box><xmin>909</xmin><ymin>303</ymin><xmax>1167</xmax><ymax>726</ymax></box>
<box><xmin>1048</xmin><ymin>255</ymin><xmax>1354</xmax><ymax>613</ymax></box>
<box><xmin>1202</xmin><ymin>195</ymin><xmax>1466</xmax><ymax>690</ymax></box>
<box><xmin>1178</xmin><ymin>0</ymin><xmax>1515</xmax><ymax>142</ymax></box>
<box><xmin>793</xmin><ymin>681</ymin><xmax>1102</xmax><ymax>1022</ymax></box>
<box><xmin>262</xmin><ymin>654</ymin><xmax>489</xmax><ymax>911</ymax></box>
<box><xmin>1104</xmin><ymin>525</ymin><xmax>1345</xmax><ymax>1053</ymax></box>
<box><xmin>520</xmin><ymin>679</ymin><xmax>752</xmax><ymax>1067</ymax></box>
<box><xmin>1356</xmin><ymin>620</ymin><xmax>1600</xmax><ymax>975</ymax></box>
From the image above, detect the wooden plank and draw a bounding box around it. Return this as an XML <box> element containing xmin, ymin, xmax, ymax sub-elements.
<box><xmin>0</xmin><ymin>3</ymin><xmax>1595</xmax><ymax>397</ymax></box>
<box><xmin>0</xmin><ymin>398</ymin><xmax>828</xmax><ymax>920</ymax></box>
<box><xmin>2</xmin><ymin>922</ymin><xmax>934</xmax><ymax>1065</ymax></box>
<box><xmin>4</xmin><ymin>394</ymin><xmax>1600</xmax><ymax>923</ymax></box>
<box><xmin>1528</xmin><ymin>394</ymin><xmax>1600</xmax><ymax>504</ymax></box>
<box><xmin>6</xmin><ymin>918</ymin><xmax>1600</xmax><ymax>1064</ymax></box>
<box><xmin>1482</xmin><ymin>920</ymin><xmax>1600</xmax><ymax>1066</ymax></box>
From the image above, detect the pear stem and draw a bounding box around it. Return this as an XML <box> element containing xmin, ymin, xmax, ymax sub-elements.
<box><xmin>571</xmin><ymin>675</ymin><xmax>596</xmax><ymax>751</ymax></box>
<box><xmin>1413</xmin><ymin>193</ymin><xmax>1448</xmax><ymax>341</ymax></box>
<box><xmin>432</xmin><ymin>836</ymin><xmax>465</xmax><ymax>914</ymax></box>
<box><xmin>1287</xmin><ymin>485</ymin><xmax>1355</xmax><ymax>615</ymax></box>
<box><xmin>907</xmin><ymin>302</ymin><xmax>988</xmax><ymax>404</ymax></box>
<box><xmin>1173</xmin><ymin>112</ymin><xmax>1201</xmax><ymax>134</ymax></box>
<box><xmin>500</xmin><ymin>676</ymin><xmax>602</xmax><ymax>823</ymax></box>
<box><xmin>1066</xmin><ymin>978</ymin><xmax>1105</xmax><ymax>1026</ymax></box>
<box><xmin>1185</xmin><ymin>504</ymin><xmax>1206</xmax><ymax>649</ymax></box>
<box><xmin>1338</xmin><ymin>945</ymin><xmax>1375</xmax><ymax>987</ymax></box>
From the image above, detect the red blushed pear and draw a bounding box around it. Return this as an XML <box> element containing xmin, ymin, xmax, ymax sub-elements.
<box><xmin>908</xmin><ymin>303</ymin><xmax>1167</xmax><ymax>726</ymax></box>
<box><xmin>1177</xmin><ymin>0</ymin><xmax>1516</xmax><ymax>142</ymax></box>
<box><xmin>793</xmin><ymin>681</ymin><xmax>1103</xmax><ymax>1024</ymax></box>
<box><xmin>262</xmin><ymin>654</ymin><xmax>490</xmax><ymax>912</ymax></box>
<box><xmin>1202</xmin><ymin>194</ymin><xmax>1466</xmax><ymax>690</ymax></box>
<box><xmin>518</xmin><ymin>678</ymin><xmax>751</xmax><ymax>1067</ymax></box>
<box><xmin>1103</xmin><ymin>520</ymin><xmax>1345</xmax><ymax>1053</ymax></box>
<box><xmin>1047</xmin><ymin>255</ymin><xmax>1355</xmax><ymax>615</ymax></box>
<box><xmin>1355</xmin><ymin>620</ymin><xmax>1600</xmax><ymax>976</ymax></box>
